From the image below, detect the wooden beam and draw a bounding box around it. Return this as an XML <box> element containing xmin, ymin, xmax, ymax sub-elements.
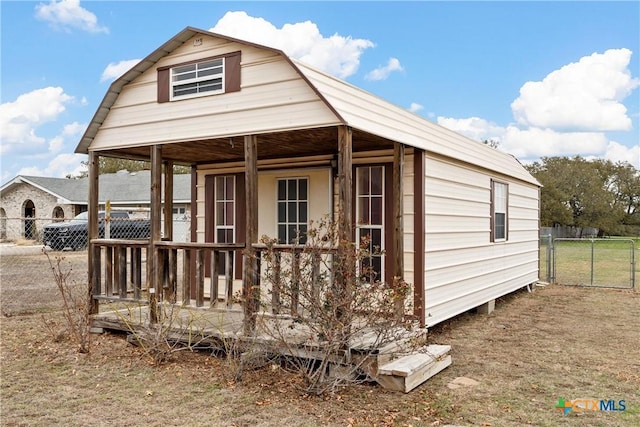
<box><xmin>88</xmin><ymin>151</ymin><xmax>100</xmax><ymax>314</ymax></box>
<box><xmin>393</xmin><ymin>143</ymin><xmax>405</xmax><ymax>317</ymax></box>
<box><xmin>413</xmin><ymin>149</ymin><xmax>426</xmax><ymax>327</ymax></box>
<box><xmin>337</xmin><ymin>126</ymin><xmax>353</xmax><ymax>239</ymax></box>
<box><xmin>149</xmin><ymin>145</ymin><xmax>162</xmax><ymax>323</ymax></box>
<box><xmin>336</xmin><ymin>126</ymin><xmax>353</xmax><ymax>322</ymax></box>
<box><xmin>163</xmin><ymin>160</ymin><xmax>174</xmax><ymax>241</ymax></box>
<box><xmin>243</xmin><ymin>134</ymin><xmax>259</xmax><ymax>335</ymax></box>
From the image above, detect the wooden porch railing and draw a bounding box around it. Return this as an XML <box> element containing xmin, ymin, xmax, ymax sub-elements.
<box><xmin>90</xmin><ymin>239</ymin><xmax>245</xmax><ymax>308</ymax></box>
<box><xmin>253</xmin><ymin>243</ymin><xmax>338</xmax><ymax>316</ymax></box>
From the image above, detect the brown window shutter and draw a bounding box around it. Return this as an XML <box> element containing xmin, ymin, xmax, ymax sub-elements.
<box><xmin>157</xmin><ymin>68</ymin><xmax>169</xmax><ymax>103</ymax></box>
<box><xmin>225</xmin><ymin>52</ymin><xmax>241</xmax><ymax>93</ymax></box>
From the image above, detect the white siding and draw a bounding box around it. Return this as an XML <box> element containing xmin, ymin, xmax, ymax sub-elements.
<box><xmin>90</xmin><ymin>34</ymin><xmax>340</xmax><ymax>151</ymax></box>
<box><xmin>422</xmin><ymin>154</ymin><xmax>539</xmax><ymax>326</ymax></box>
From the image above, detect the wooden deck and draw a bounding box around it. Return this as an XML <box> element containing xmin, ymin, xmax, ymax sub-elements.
<box><xmin>92</xmin><ymin>303</ymin><xmax>449</xmax><ymax>392</ymax></box>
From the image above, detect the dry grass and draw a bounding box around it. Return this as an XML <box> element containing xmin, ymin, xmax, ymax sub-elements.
<box><xmin>1</xmin><ymin>250</ymin><xmax>639</xmax><ymax>426</ymax></box>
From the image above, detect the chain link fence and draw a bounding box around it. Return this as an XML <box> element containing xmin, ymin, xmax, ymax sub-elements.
<box><xmin>1</xmin><ymin>214</ymin><xmax>191</xmax><ymax>250</ymax></box>
<box><xmin>540</xmin><ymin>235</ymin><xmax>637</xmax><ymax>289</ymax></box>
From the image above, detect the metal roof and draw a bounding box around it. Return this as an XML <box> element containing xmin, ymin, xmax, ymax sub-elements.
<box><xmin>74</xmin><ymin>26</ymin><xmax>540</xmax><ymax>187</ymax></box>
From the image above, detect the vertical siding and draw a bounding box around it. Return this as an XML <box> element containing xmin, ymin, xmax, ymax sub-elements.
<box><xmin>90</xmin><ymin>34</ymin><xmax>340</xmax><ymax>151</ymax></box>
<box><xmin>423</xmin><ymin>154</ymin><xmax>539</xmax><ymax>326</ymax></box>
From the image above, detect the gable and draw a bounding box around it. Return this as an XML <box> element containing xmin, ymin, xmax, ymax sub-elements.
<box><xmin>87</xmin><ymin>32</ymin><xmax>341</xmax><ymax>153</ymax></box>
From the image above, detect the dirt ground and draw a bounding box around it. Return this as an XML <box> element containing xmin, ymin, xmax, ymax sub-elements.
<box><xmin>1</xmin><ymin>248</ymin><xmax>639</xmax><ymax>426</ymax></box>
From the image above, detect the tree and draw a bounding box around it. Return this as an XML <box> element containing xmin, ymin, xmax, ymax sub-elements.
<box><xmin>70</xmin><ymin>157</ymin><xmax>191</xmax><ymax>178</ymax></box>
<box><xmin>525</xmin><ymin>156</ymin><xmax>637</xmax><ymax>235</ymax></box>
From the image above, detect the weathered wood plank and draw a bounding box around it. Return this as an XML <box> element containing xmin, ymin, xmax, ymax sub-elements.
<box><xmin>196</xmin><ymin>249</ymin><xmax>205</xmax><ymax>307</ymax></box>
<box><xmin>393</xmin><ymin>143</ymin><xmax>405</xmax><ymax>318</ymax></box>
<box><xmin>163</xmin><ymin>160</ymin><xmax>174</xmax><ymax>241</ymax></box>
<box><xmin>243</xmin><ymin>134</ymin><xmax>259</xmax><ymax>334</ymax></box>
<box><xmin>182</xmin><ymin>249</ymin><xmax>191</xmax><ymax>305</ymax></box>
<box><xmin>104</xmin><ymin>246</ymin><xmax>113</xmax><ymax>296</ymax></box>
<box><xmin>210</xmin><ymin>250</ymin><xmax>219</xmax><ymax>307</ymax></box>
<box><xmin>88</xmin><ymin>152</ymin><xmax>100</xmax><ymax>314</ymax></box>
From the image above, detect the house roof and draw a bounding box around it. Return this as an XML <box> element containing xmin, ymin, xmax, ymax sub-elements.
<box><xmin>0</xmin><ymin>175</ymin><xmax>86</xmax><ymax>204</ymax></box>
<box><xmin>75</xmin><ymin>26</ymin><xmax>539</xmax><ymax>187</ymax></box>
<box><xmin>0</xmin><ymin>171</ymin><xmax>191</xmax><ymax>205</ymax></box>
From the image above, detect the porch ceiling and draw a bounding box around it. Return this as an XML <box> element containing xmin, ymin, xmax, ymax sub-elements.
<box><xmin>97</xmin><ymin>127</ymin><xmax>395</xmax><ymax>165</ymax></box>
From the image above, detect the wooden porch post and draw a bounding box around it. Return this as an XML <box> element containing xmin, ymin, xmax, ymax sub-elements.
<box><xmin>163</xmin><ymin>160</ymin><xmax>174</xmax><ymax>241</ymax></box>
<box><xmin>393</xmin><ymin>143</ymin><xmax>405</xmax><ymax>317</ymax></box>
<box><xmin>337</xmin><ymin>126</ymin><xmax>353</xmax><ymax>239</ymax></box>
<box><xmin>413</xmin><ymin>149</ymin><xmax>426</xmax><ymax>327</ymax></box>
<box><xmin>243</xmin><ymin>135</ymin><xmax>259</xmax><ymax>335</ymax></box>
<box><xmin>149</xmin><ymin>145</ymin><xmax>163</xmax><ymax>323</ymax></box>
<box><xmin>88</xmin><ymin>151</ymin><xmax>100</xmax><ymax>314</ymax></box>
<box><xmin>336</xmin><ymin>125</ymin><xmax>353</xmax><ymax>321</ymax></box>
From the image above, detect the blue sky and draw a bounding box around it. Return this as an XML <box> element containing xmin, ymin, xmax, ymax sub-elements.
<box><xmin>1</xmin><ymin>1</ymin><xmax>639</xmax><ymax>183</ymax></box>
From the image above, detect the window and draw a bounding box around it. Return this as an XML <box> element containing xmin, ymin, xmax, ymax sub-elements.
<box><xmin>491</xmin><ymin>180</ymin><xmax>508</xmax><ymax>242</ymax></box>
<box><xmin>356</xmin><ymin>166</ymin><xmax>384</xmax><ymax>281</ymax></box>
<box><xmin>277</xmin><ymin>178</ymin><xmax>308</xmax><ymax>244</ymax></box>
<box><xmin>215</xmin><ymin>176</ymin><xmax>235</xmax><ymax>272</ymax></box>
<box><xmin>171</xmin><ymin>58</ymin><xmax>224</xmax><ymax>100</ymax></box>
<box><xmin>157</xmin><ymin>51</ymin><xmax>241</xmax><ymax>103</ymax></box>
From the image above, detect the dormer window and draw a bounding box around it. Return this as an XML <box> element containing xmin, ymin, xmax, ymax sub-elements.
<box><xmin>171</xmin><ymin>58</ymin><xmax>224</xmax><ymax>100</ymax></box>
<box><xmin>157</xmin><ymin>50</ymin><xmax>241</xmax><ymax>103</ymax></box>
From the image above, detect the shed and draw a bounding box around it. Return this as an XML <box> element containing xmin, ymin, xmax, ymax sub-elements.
<box><xmin>75</xmin><ymin>26</ymin><xmax>541</xmax><ymax>328</ymax></box>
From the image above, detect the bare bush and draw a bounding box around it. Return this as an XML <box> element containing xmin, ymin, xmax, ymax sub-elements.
<box><xmin>43</xmin><ymin>250</ymin><xmax>92</xmax><ymax>353</ymax></box>
<box><xmin>256</xmin><ymin>216</ymin><xmax>417</xmax><ymax>395</ymax></box>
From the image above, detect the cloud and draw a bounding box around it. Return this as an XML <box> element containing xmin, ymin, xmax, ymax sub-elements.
<box><xmin>409</xmin><ymin>103</ymin><xmax>424</xmax><ymax>113</ymax></box>
<box><xmin>210</xmin><ymin>11</ymin><xmax>374</xmax><ymax>79</ymax></box>
<box><xmin>48</xmin><ymin>121</ymin><xmax>86</xmax><ymax>152</ymax></box>
<box><xmin>101</xmin><ymin>59</ymin><xmax>141</xmax><ymax>82</ymax></box>
<box><xmin>365</xmin><ymin>57</ymin><xmax>403</xmax><ymax>81</ymax></box>
<box><xmin>604</xmin><ymin>141</ymin><xmax>640</xmax><ymax>166</ymax></box>
<box><xmin>17</xmin><ymin>153</ymin><xmax>87</xmax><ymax>178</ymax></box>
<box><xmin>437</xmin><ymin>116</ymin><xmax>609</xmax><ymax>161</ymax></box>
<box><xmin>35</xmin><ymin>0</ymin><xmax>108</xmax><ymax>34</ymax></box>
<box><xmin>511</xmin><ymin>48</ymin><xmax>639</xmax><ymax>132</ymax></box>
<box><xmin>0</xmin><ymin>87</ymin><xmax>74</xmax><ymax>155</ymax></box>
<box><xmin>435</xmin><ymin>48</ymin><xmax>639</xmax><ymax>164</ymax></box>
<box><xmin>436</xmin><ymin>116</ymin><xmax>505</xmax><ymax>142</ymax></box>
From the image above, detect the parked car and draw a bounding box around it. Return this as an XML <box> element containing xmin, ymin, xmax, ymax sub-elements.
<box><xmin>43</xmin><ymin>211</ymin><xmax>151</xmax><ymax>251</ymax></box>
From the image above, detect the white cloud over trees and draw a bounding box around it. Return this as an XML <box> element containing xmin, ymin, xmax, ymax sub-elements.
<box><xmin>511</xmin><ymin>48</ymin><xmax>638</xmax><ymax>131</ymax></box>
<box><xmin>438</xmin><ymin>49</ymin><xmax>639</xmax><ymax>165</ymax></box>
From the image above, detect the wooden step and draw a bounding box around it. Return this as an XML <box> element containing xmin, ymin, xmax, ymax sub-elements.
<box><xmin>376</xmin><ymin>344</ymin><xmax>451</xmax><ymax>393</ymax></box>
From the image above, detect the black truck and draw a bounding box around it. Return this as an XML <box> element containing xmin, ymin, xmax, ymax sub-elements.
<box><xmin>43</xmin><ymin>211</ymin><xmax>151</xmax><ymax>251</ymax></box>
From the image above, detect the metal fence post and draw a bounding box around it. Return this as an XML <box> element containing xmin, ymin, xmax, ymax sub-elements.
<box><xmin>590</xmin><ymin>238</ymin><xmax>595</xmax><ymax>286</ymax></box>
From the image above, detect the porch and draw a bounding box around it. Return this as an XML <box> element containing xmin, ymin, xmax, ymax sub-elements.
<box><xmin>88</xmin><ymin>237</ymin><xmax>448</xmax><ymax>392</ymax></box>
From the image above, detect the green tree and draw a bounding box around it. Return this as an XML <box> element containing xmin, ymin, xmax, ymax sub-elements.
<box><xmin>526</xmin><ymin>156</ymin><xmax>635</xmax><ymax>235</ymax></box>
<box><xmin>70</xmin><ymin>157</ymin><xmax>191</xmax><ymax>178</ymax></box>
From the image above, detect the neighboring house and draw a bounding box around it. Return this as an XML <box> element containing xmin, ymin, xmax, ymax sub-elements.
<box><xmin>75</xmin><ymin>27</ymin><xmax>541</xmax><ymax>328</ymax></box>
<box><xmin>0</xmin><ymin>171</ymin><xmax>191</xmax><ymax>242</ymax></box>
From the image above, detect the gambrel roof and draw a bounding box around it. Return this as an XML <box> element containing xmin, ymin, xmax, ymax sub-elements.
<box><xmin>76</xmin><ymin>26</ymin><xmax>539</xmax><ymax>187</ymax></box>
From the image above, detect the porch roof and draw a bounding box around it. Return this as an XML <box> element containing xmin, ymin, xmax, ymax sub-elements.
<box><xmin>76</xmin><ymin>26</ymin><xmax>540</xmax><ymax>187</ymax></box>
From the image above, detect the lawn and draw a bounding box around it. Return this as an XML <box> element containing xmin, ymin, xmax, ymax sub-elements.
<box><xmin>541</xmin><ymin>237</ymin><xmax>638</xmax><ymax>288</ymax></box>
<box><xmin>1</xmin><ymin>250</ymin><xmax>639</xmax><ymax>426</ymax></box>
